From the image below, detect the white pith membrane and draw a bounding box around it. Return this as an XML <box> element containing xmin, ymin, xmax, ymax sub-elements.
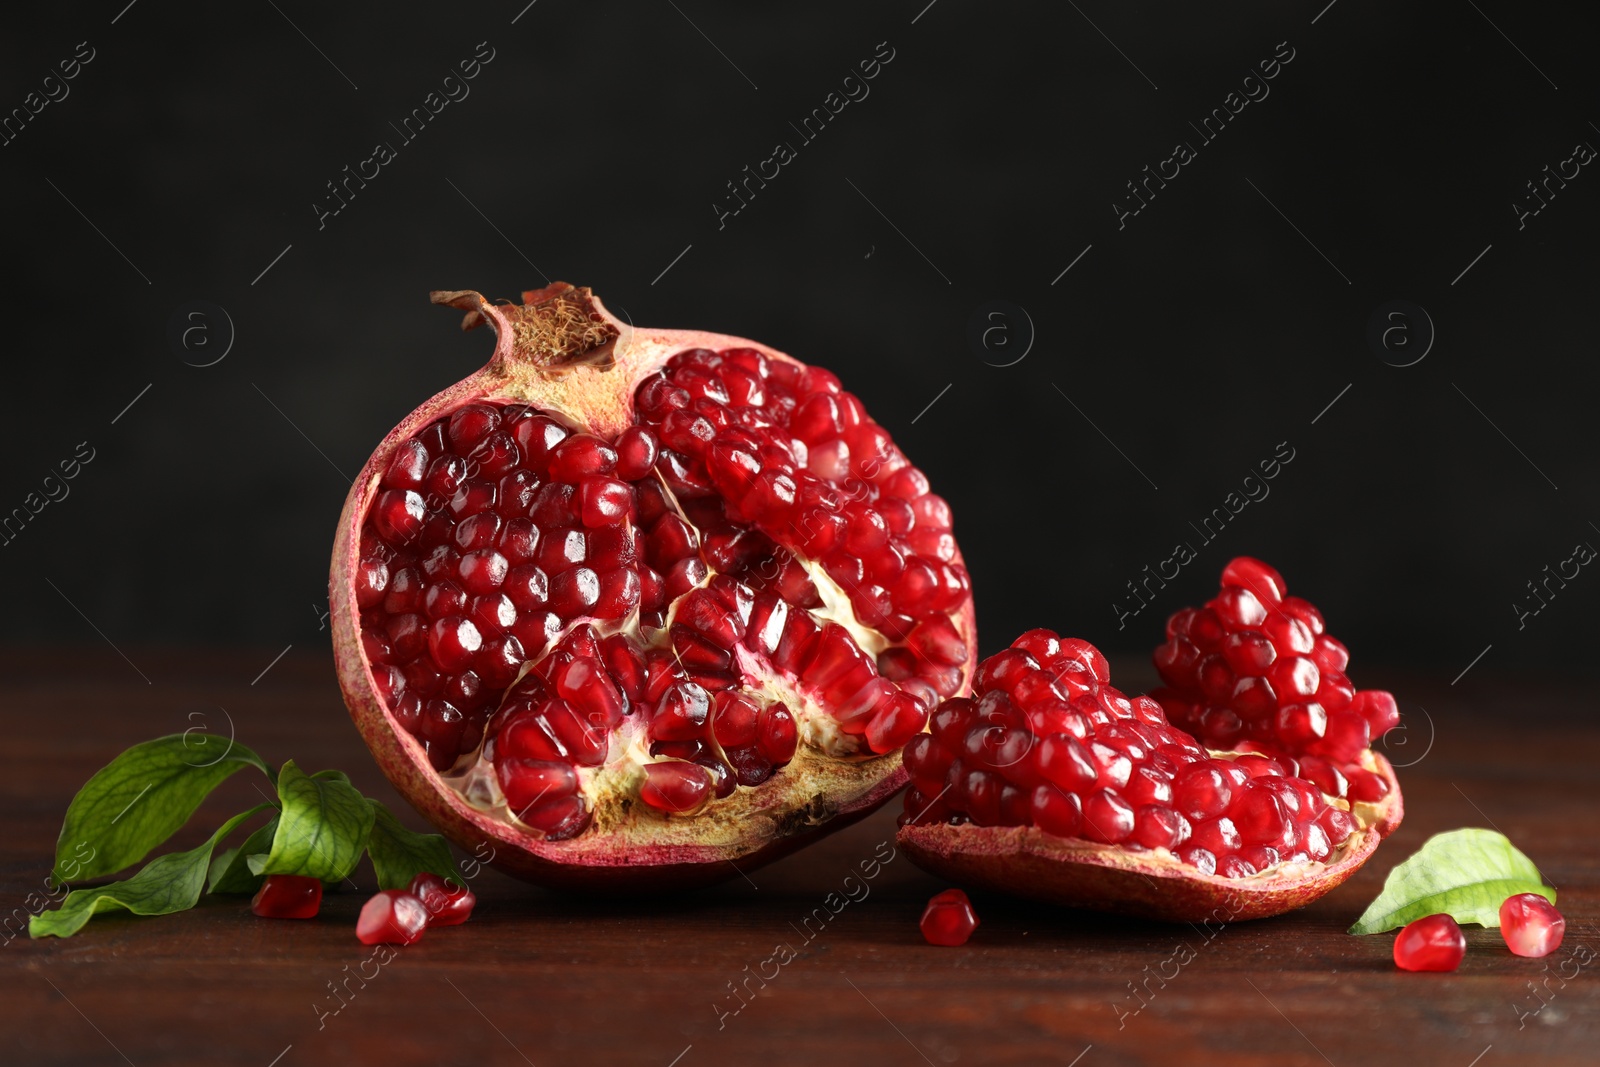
<box><xmin>340</xmin><ymin>286</ymin><xmax>977</xmax><ymax>859</ymax></box>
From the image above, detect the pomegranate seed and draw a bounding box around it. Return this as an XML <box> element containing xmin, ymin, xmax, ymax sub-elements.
<box><xmin>1132</xmin><ymin>805</ymin><xmax>1190</xmax><ymax>850</ymax></box>
<box><xmin>1393</xmin><ymin>914</ymin><xmax>1466</xmax><ymax>972</ymax></box>
<box><xmin>1230</xmin><ymin>785</ymin><xmax>1294</xmax><ymax>848</ymax></box>
<box><xmin>757</xmin><ymin>703</ymin><xmax>798</xmax><ymax>764</ymax></box>
<box><xmin>547</xmin><ymin>434</ymin><xmax>617</xmax><ymax>481</ymax></box>
<box><xmin>865</xmin><ymin>693</ymin><xmax>930</xmax><ymax>754</ymax></box>
<box><xmin>920</xmin><ymin>888</ymin><xmax>979</xmax><ymax>946</ymax></box>
<box><xmin>640</xmin><ymin>761</ymin><xmax>714</xmax><ymax>814</ymax></box>
<box><xmin>384</xmin><ymin>439</ymin><xmax>430</xmax><ymax>490</ymax></box>
<box><xmin>1500</xmin><ymin>893</ymin><xmax>1564</xmax><ymax>958</ymax></box>
<box><xmin>356</xmin><ymin>890</ymin><xmax>430</xmax><ymax>945</ymax></box>
<box><xmin>1174</xmin><ymin>763</ymin><xmax>1233</xmax><ymax>821</ymax></box>
<box><xmin>373</xmin><ymin>489</ymin><xmax>427</xmax><ymax>543</ymax></box>
<box><xmin>1221</xmin><ymin>631</ymin><xmax>1276</xmax><ymax>676</ymax></box>
<box><xmin>1213</xmin><ymin>587</ymin><xmax>1268</xmax><ymax>629</ymax></box>
<box><xmin>251</xmin><ymin>874</ymin><xmax>322</xmax><ymax>919</ymax></box>
<box><xmin>409</xmin><ymin>872</ymin><xmax>476</xmax><ymax>926</ymax></box>
<box><xmin>428</xmin><ymin>617</ymin><xmax>482</xmax><ymax>672</ymax></box>
<box><xmin>1353</xmin><ymin>689</ymin><xmax>1401</xmax><ymax>734</ymax></box>
<box><xmin>614</xmin><ymin>425</ymin><xmax>659</xmax><ymax>480</ymax></box>
<box><xmin>1221</xmin><ymin>556</ymin><xmax>1286</xmax><ymax>604</ymax></box>
<box><xmin>497</xmin><ymin>758</ymin><xmax>578</xmax><ymax>816</ymax></box>
<box><xmin>1081</xmin><ymin>789</ymin><xmax>1135</xmax><ymax>843</ymax></box>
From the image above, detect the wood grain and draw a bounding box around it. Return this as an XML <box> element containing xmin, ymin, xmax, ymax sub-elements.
<box><xmin>2</xmin><ymin>647</ymin><xmax>1596</xmax><ymax>1066</ymax></box>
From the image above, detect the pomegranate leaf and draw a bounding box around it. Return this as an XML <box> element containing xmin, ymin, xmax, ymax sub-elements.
<box><xmin>365</xmin><ymin>801</ymin><xmax>456</xmax><ymax>891</ymax></box>
<box><xmin>49</xmin><ymin>732</ymin><xmax>272</xmax><ymax>887</ymax></box>
<box><xmin>206</xmin><ymin>815</ymin><xmax>280</xmax><ymax>894</ymax></box>
<box><xmin>1348</xmin><ymin>828</ymin><xmax>1555</xmax><ymax>935</ymax></box>
<box><xmin>30</xmin><ymin>805</ymin><xmax>275</xmax><ymax>939</ymax></box>
<box><xmin>247</xmin><ymin>762</ymin><xmax>374</xmax><ymax>884</ymax></box>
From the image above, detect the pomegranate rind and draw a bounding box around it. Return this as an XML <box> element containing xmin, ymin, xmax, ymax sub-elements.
<box><xmin>331</xmin><ymin>289</ymin><xmax>978</xmax><ymax>890</ymax></box>
<box><xmin>897</xmin><ymin>753</ymin><xmax>1402</xmax><ymax>922</ymax></box>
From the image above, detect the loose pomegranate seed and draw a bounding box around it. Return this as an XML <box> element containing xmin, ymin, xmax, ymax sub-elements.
<box><xmin>1499</xmin><ymin>893</ymin><xmax>1564</xmax><ymax>957</ymax></box>
<box><xmin>251</xmin><ymin>874</ymin><xmax>323</xmax><ymax>919</ymax></box>
<box><xmin>920</xmin><ymin>888</ymin><xmax>980</xmax><ymax>946</ymax></box>
<box><xmin>1393</xmin><ymin>914</ymin><xmax>1466</xmax><ymax>972</ymax></box>
<box><xmin>409</xmin><ymin>872</ymin><xmax>476</xmax><ymax>926</ymax></box>
<box><xmin>356</xmin><ymin>890</ymin><xmax>430</xmax><ymax>945</ymax></box>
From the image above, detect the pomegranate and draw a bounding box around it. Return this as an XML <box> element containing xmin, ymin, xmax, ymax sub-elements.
<box><xmin>920</xmin><ymin>888</ymin><xmax>979</xmax><ymax>946</ymax></box>
<box><xmin>331</xmin><ymin>284</ymin><xmax>976</xmax><ymax>890</ymax></box>
<box><xmin>1394</xmin><ymin>914</ymin><xmax>1466</xmax><ymax>971</ymax></box>
<box><xmin>896</xmin><ymin>561</ymin><xmax>1403</xmax><ymax>923</ymax></box>
<box><xmin>251</xmin><ymin>875</ymin><xmax>322</xmax><ymax>919</ymax></box>
<box><xmin>357</xmin><ymin>890</ymin><xmax>430</xmax><ymax>946</ymax></box>
<box><xmin>1500</xmin><ymin>893</ymin><xmax>1564</xmax><ymax>958</ymax></box>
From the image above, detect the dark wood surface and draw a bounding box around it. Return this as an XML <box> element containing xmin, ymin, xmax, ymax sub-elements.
<box><xmin>3</xmin><ymin>647</ymin><xmax>1596</xmax><ymax>1067</ymax></box>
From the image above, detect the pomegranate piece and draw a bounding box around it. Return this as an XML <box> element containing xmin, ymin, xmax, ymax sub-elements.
<box><xmin>250</xmin><ymin>875</ymin><xmax>323</xmax><ymax>919</ymax></box>
<box><xmin>897</xmin><ymin>623</ymin><xmax>1404</xmax><ymax>922</ymax></box>
<box><xmin>1499</xmin><ymin>893</ymin><xmax>1564</xmax><ymax>958</ymax></box>
<box><xmin>356</xmin><ymin>890</ymin><xmax>430</xmax><ymax>945</ymax></box>
<box><xmin>1393</xmin><ymin>914</ymin><xmax>1466</xmax><ymax>972</ymax></box>
<box><xmin>331</xmin><ymin>284</ymin><xmax>976</xmax><ymax>892</ymax></box>
<box><xmin>409</xmin><ymin>872</ymin><xmax>476</xmax><ymax>926</ymax></box>
<box><xmin>920</xmin><ymin>888</ymin><xmax>980</xmax><ymax>946</ymax></box>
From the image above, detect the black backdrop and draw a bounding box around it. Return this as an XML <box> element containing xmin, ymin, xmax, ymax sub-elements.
<box><xmin>3</xmin><ymin>1</ymin><xmax>1596</xmax><ymax>679</ymax></box>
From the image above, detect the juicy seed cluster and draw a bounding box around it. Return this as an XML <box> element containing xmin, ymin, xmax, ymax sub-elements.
<box><xmin>357</xmin><ymin>343</ymin><xmax>971</xmax><ymax>837</ymax></box>
<box><xmin>357</xmin><ymin>401</ymin><xmax>648</xmax><ymax>772</ymax></box>
<box><xmin>634</xmin><ymin>348</ymin><xmax>969</xmax><ymax>674</ymax></box>
<box><xmin>902</xmin><ymin>629</ymin><xmax>1362</xmax><ymax>879</ymax></box>
<box><xmin>1152</xmin><ymin>556</ymin><xmax>1399</xmax><ymax>804</ymax></box>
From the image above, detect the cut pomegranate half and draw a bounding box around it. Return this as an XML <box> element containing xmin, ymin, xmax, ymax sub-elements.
<box><xmin>331</xmin><ymin>284</ymin><xmax>977</xmax><ymax>890</ymax></box>
<box><xmin>897</xmin><ymin>617</ymin><xmax>1402</xmax><ymax>922</ymax></box>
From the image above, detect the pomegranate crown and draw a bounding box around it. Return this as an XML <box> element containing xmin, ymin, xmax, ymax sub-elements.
<box><xmin>430</xmin><ymin>282</ymin><xmax>619</xmax><ymax>370</ymax></box>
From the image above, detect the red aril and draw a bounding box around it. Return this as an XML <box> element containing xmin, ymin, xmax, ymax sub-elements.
<box><xmin>920</xmin><ymin>888</ymin><xmax>979</xmax><ymax>946</ymax></box>
<box><xmin>1500</xmin><ymin>893</ymin><xmax>1564</xmax><ymax>958</ymax></box>
<box><xmin>332</xmin><ymin>284</ymin><xmax>977</xmax><ymax>891</ymax></box>
<box><xmin>251</xmin><ymin>875</ymin><xmax>322</xmax><ymax>919</ymax></box>
<box><xmin>357</xmin><ymin>890</ymin><xmax>430</xmax><ymax>945</ymax></box>
<box><xmin>1393</xmin><ymin>914</ymin><xmax>1466</xmax><ymax>972</ymax></box>
<box><xmin>898</xmin><ymin>622</ymin><xmax>1403</xmax><ymax>922</ymax></box>
<box><xmin>409</xmin><ymin>872</ymin><xmax>476</xmax><ymax>926</ymax></box>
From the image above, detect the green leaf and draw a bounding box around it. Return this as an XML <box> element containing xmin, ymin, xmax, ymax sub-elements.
<box><xmin>365</xmin><ymin>800</ymin><xmax>455</xmax><ymax>890</ymax></box>
<box><xmin>50</xmin><ymin>732</ymin><xmax>273</xmax><ymax>886</ymax></box>
<box><xmin>249</xmin><ymin>761</ymin><xmax>373</xmax><ymax>883</ymax></box>
<box><xmin>207</xmin><ymin>815</ymin><xmax>280</xmax><ymax>894</ymax></box>
<box><xmin>31</xmin><ymin>805</ymin><xmax>274</xmax><ymax>938</ymax></box>
<box><xmin>1348</xmin><ymin>828</ymin><xmax>1556</xmax><ymax>934</ymax></box>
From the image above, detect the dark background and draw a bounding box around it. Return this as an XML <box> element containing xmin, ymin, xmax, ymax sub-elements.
<box><xmin>3</xmin><ymin>0</ymin><xmax>1596</xmax><ymax>681</ymax></box>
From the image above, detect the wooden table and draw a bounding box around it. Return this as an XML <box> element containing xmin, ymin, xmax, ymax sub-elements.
<box><xmin>3</xmin><ymin>648</ymin><xmax>1595</xmax><ymax>1066</ymax></box>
